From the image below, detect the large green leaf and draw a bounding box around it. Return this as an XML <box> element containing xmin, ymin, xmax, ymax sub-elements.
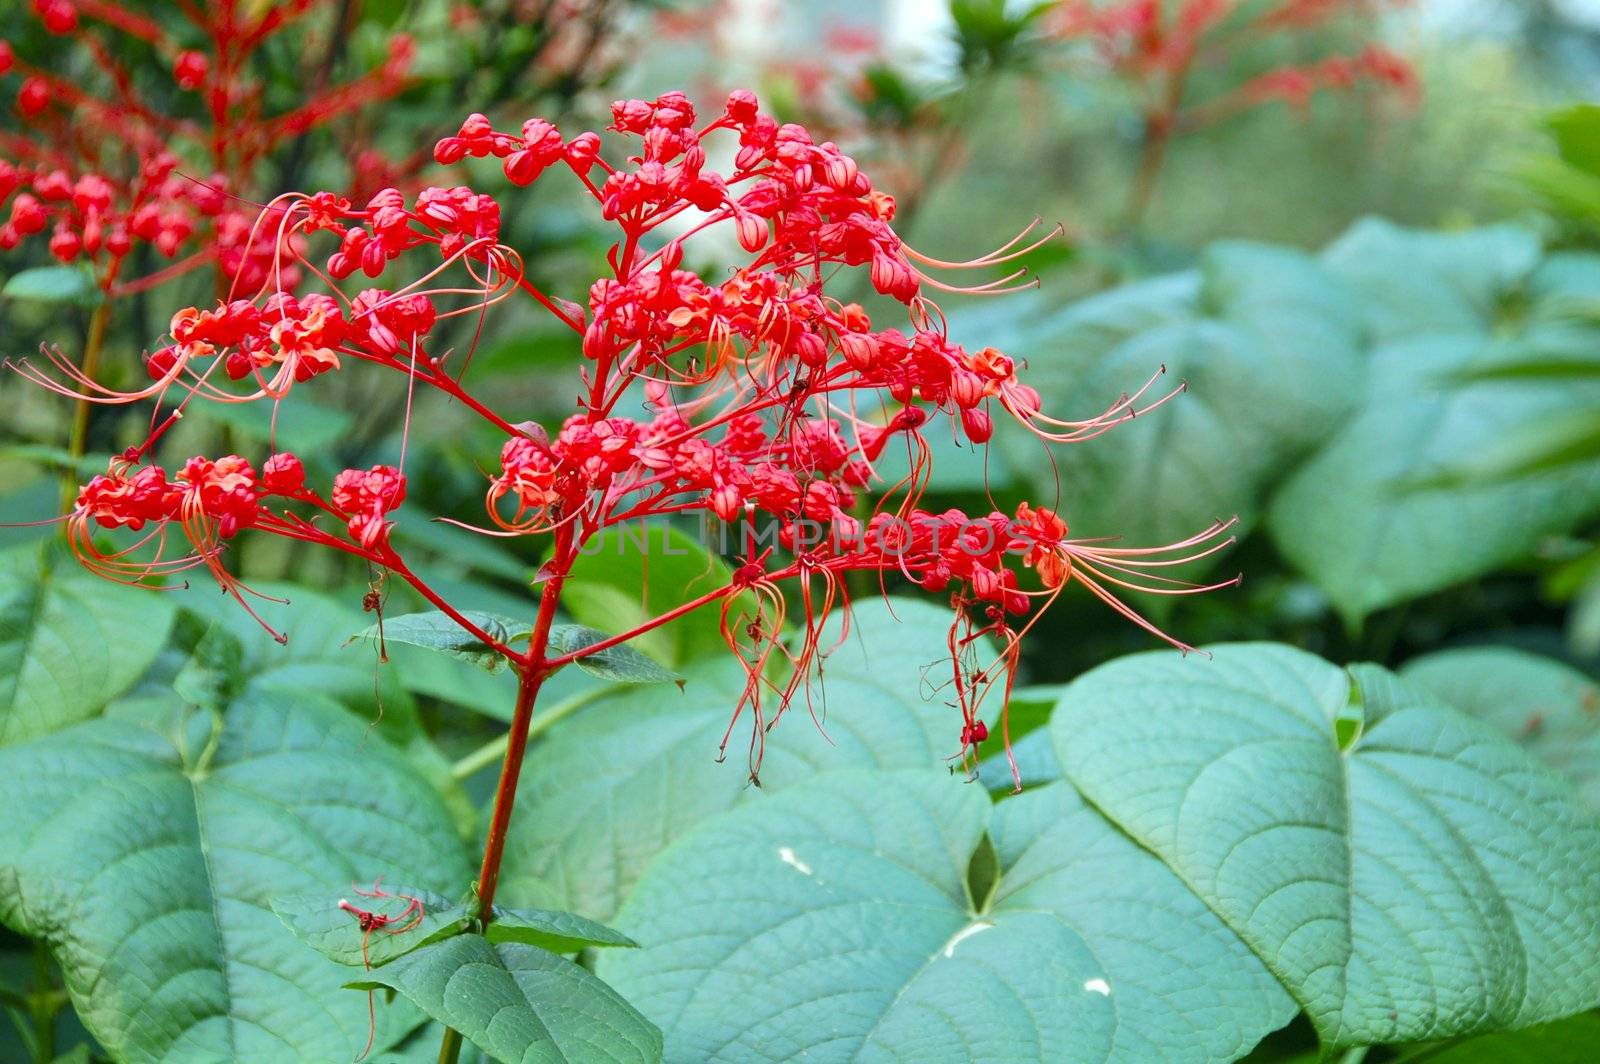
<box><xmin>0</xmin><ymin>543</ymin><xmax>176</xmax><ymax>745</ymax></box>
<box><xmin>1269</xmin><ymin>224</ymin><xmax>1600</xmax><ymax>620</ymax></box>
<box><xmin>1320</xmin><ymin>218</ymin><xmax>1542</xmax><ymax>342</ymax></box>
<box><xmin>989</xmin><ymin>243</ymin><xmax>1361</xmax><ymax>550</ymax></box>
<box><xmin>350</xmin><ymin>933</ymin><xmax>661</xmax><ymax>1064</ymax></box>
<box><xmin>1401</xmin><ymin>646</ymin><xmax>1600</xmax><ymax>808</ymax></box>
<box><xmin>599</xmin><ymin>770</ymin><xmax>1295</xmax><ymax>1063</ymax></box>
<box><xmin>165</xmin><ymin>583</ymin><xmax>476</xmax><ymax>829</ymax></box>
<box><xmin>1266</xmin><ymin>325</ymin><xmax>1600</xmax><ymax>624</ymax></box>
<box><xmin>1051</xmin><ymin>643</ymin><xmax>1600</xmax><ymax>1048</ymax></box>
<box><xmin>496</xmin><ymin>598</ymin><xmax>997</xmax><ymax>920</ymax></box>
<box><xmin>0</xmin><ymin>688</ymin><xmax>473</xmax><ymax>1063</ymax></box>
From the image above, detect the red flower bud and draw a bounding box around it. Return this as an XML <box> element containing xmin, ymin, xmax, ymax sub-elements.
<box><xmin>174</xmin><ymin>50</ymin><xmax>208</xmax><ymax>90</ymax></box>
<box><xmin>17</xmin><ymin>77</ymin><xmax>50</xmax><ymax>118</ymax></box>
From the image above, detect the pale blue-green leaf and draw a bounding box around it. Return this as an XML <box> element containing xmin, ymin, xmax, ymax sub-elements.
<box><xmin>992</xmin><ymin>244</ymin><xmax>1360</xmax><ymax>552</ymax></box>
<box><xmin>1052</xmin><ymin>643</ymin><xmax>1600</xmax><ymax>1047</ymax></box>
<box><xmin>1267</xmin><ymin>331</ymin><xmax>1600</xmax><ymax>624</ymax></box>
<box><xmin>600</xmin><ymin>770</ymin><xmax>1294</xmax><ymax>1063</ymax></box>
<box><xmin>1401</xmin><ymin>646</ymin><xmax>1600</xmax><ymax>808</ymax></box>
<box><xmin>0</xmin><ymin>688</ymin><xmax>473</xmax><ymax>1063</ymax></box>
<box><xmin>1321</xmin><ymin>218</ymin><xmax>1542</xmax><ymax>342</ymax></box>
<box><xmin>350</xmin><ymin>934</ymin><xmax>661</xmax><ymax>1064</ymax></box>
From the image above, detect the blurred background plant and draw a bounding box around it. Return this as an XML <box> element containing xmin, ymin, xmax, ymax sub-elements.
<box><xmin>4</xmin><ymin>2</ymin><xmax>1600</xmax><ymax>1062</ymax></box>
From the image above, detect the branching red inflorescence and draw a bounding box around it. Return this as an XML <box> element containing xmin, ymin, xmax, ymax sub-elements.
<box><xmin>1048</xmin><ymin>0</ymin><xmax>1418</xmax><ymax>128</ymax></box>
<box><xmin>0</xmin><ymin>1</ymin><xmax>415</xmax><ymax>299</ymax></box>
<box><xmin>28</xmin><ymin>88</ymin><xmax>1241</xmax><ymax>792</ymax></box>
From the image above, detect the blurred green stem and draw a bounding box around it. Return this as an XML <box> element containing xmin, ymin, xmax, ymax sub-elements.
<box><xmin>62</xmin><ymin>301</ymin><xmax>110</xmax><ymax>510</ymax></box>
<box><xmin>30</xmin><ymin>940</ymin><xmax>55</xmax><ymax>1063</ymax></box>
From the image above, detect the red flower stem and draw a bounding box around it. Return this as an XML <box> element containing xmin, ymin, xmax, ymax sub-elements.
<box><xmin>470</xmin><ymin>517</ymin><xmax>574</xmax><ymax>911</ymax></box>
<box><xmin>109</xmin><ymin>249</ymin><xmax>216</xmax><ymax>298</ymax></box>
<box><xmin>436</xmin><ymin>522</ymin><xmax>577</xmax><ymax>1064</ymax></box>
<box><xmin>513</xmin><ymin>273</ymin><xmax>584</xmax><ymax>332</ymax></box>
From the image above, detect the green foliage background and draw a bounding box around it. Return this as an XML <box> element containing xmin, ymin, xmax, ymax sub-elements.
<box><xmin>3</xmin><ymin>2</ymin><xmax>1600</xmax><ymax>1063</ymax></box>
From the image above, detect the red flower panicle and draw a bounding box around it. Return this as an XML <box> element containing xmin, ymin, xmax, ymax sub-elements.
<box><xmin>0</xmin><ymin>1</ymin><xmax>415</xmax><ymax>302</ymax></box>
<box><xmin>41</xmin><ymin>90</ymin><xmax>1240</xmax><ymax>791</ymax></box>
<box><xmin>1048</xmin><ymin>0</ymin><xmax>1418</xmax><ymax>127</ymax></box>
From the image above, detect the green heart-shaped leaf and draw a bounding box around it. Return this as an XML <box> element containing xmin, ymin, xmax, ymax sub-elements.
<box><xmin>1051</xmin><ymin>643</ymin><xmax>1600</xmax><ymax>1047</ymax></box>
<box><xmin>0</xmin><ymin>688</ymin><xmax>473</xmax><ymax>1063</ymax></box>
<box><xmin>599</xmin><ymin>770</ymin><xmax>1295</xmax><ymax>1063</ymax></box>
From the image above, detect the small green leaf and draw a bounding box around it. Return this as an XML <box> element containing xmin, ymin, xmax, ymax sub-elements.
<box><xmin>487</xmin><ymin>907</ymin><xmax>637</xmax><ymax>952</ymax></box>
<box><xmin>273</xmin><ymin>886</ymin><xmax>474</xmax><ymax>969</ymax></box>
<box><xmin>351</xmin><ymin>610</ymin><xmax>524</xmax><ymax>671</ymax></box>
<box><xmin>349</xmin><ymin>934</ymin><xmax>661</xmax><ymax>1064</ymax></box>
<box><xmin>551</xmin><ymin>625</ymin><xmax>677</xmax><ymax>684</ymax></box>
<box><xmin>2</xmin><ymin>265</ymin><xmax>99</xmax><ymax>305</ymax></box>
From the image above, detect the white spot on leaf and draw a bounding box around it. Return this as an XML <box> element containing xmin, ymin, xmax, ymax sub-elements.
<box><xmin>777</xmin><ymin>846</ymin><xmax>813</xmax><ymax>875</ymax></box>
<box><xmin>1083</xmin><ymin>978</ymin><xmax>1111</xmax><ymax>996</ymax></box>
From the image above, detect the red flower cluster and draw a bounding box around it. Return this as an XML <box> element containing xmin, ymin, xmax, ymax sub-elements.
<box><xmin>39</xmin><ymin>89</ymin><xmax>1237</xmax><ymax>788</ymax></box>
<box><xmin>1048</xmin><ymin>0</ymin><xmax>1417</xmax><ymax>128</ymax></box>
<box><xmin>70</xmin><ymin>445</ymin><xmax>404</xmax><ymax>641</ymax></box>
<box><xmin>0</xmin><ymin>1</ymin><xmax>414</xmax><ymax>300</ymax></box>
